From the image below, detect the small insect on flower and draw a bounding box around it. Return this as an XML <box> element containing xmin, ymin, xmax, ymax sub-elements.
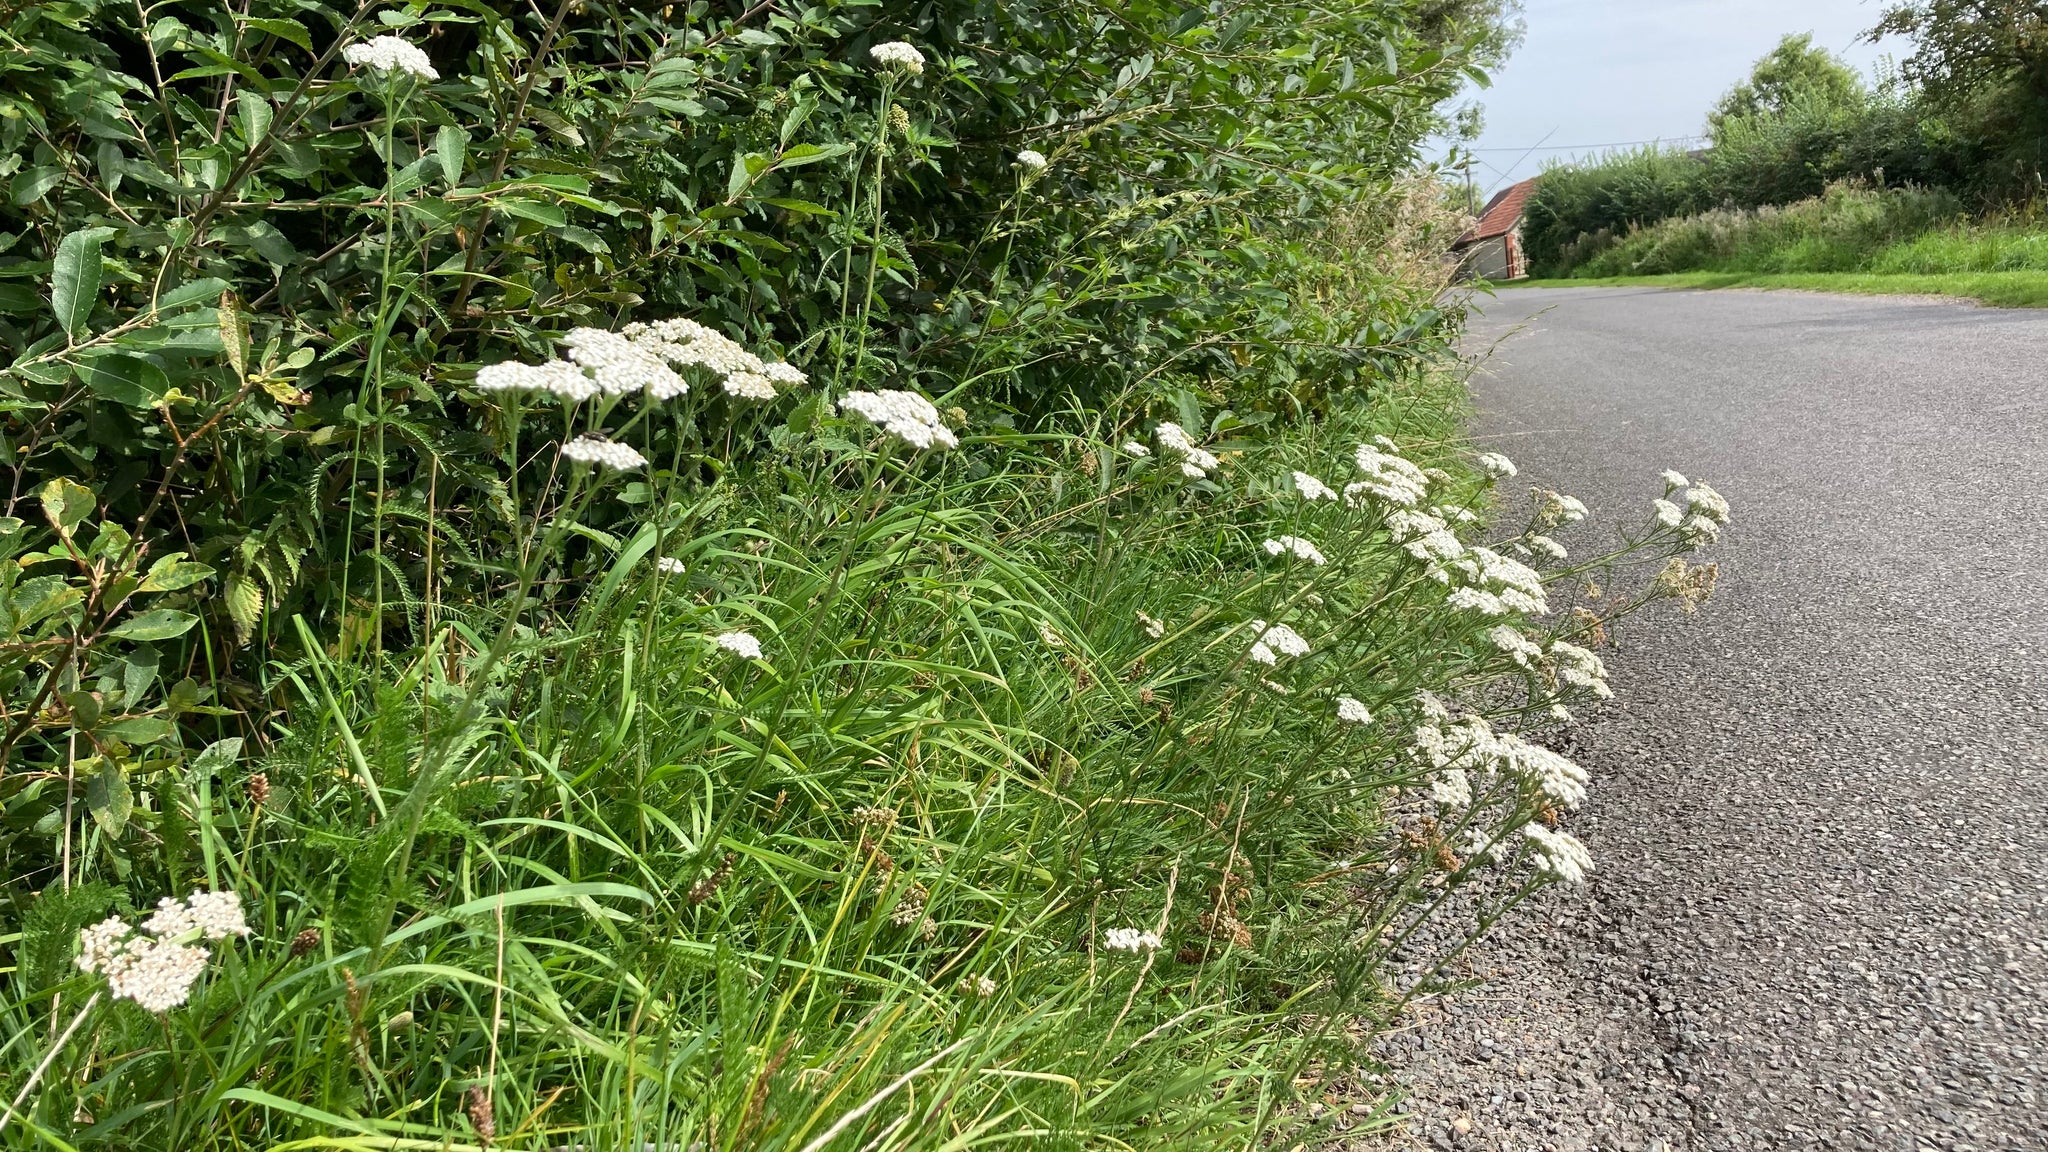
<box><xmin>1477</xmin><ymin>451</ymin><xmax>1518</xmax><ymax>478</ymax></box>
<box><xmin>869</xmin><ymin>40</ymin><xmax>926</xmax><ymax>75</ymax></box>
<box><xmin>1015</xmin><ymin>149</ymin><xmax>1049</xmax><ymax>172</ymax></box>
<box><xmin>656</xmin><ymin>557</ymin><xmax>686</xmax><ymax>576</ymax></box>
<box><xmin>341</xmin><ymin>35</ymin><xmax>439</xmax><ymax>81</ymax></box>
<box><xmin>1292</xmin><ymin>471</ymin><xmax>1337</xmax><ymax>501</ymax></box>
<box><xmin>1101</xmin><ymin>927</ymin><xmax>1162</xmax><ymax>953</ymax></box>
<box><xmin>1335</xmin><ymin>696</ymin><xmax>1371</xmax><ymax>725</ymax></box>
<box><xmin>714</xmin><ymin>631</ymin><xmax>764</xmax><ymax>660</ymax></box>
<box><xmin>560</xmin><ymin>436</ymin><xmax>648</xmax><ymax>471</ymax></box>
<box><xmin>1262</xmin><ymin>536</ymin><xmax>1327</xmax><ymax>566</ymax></box>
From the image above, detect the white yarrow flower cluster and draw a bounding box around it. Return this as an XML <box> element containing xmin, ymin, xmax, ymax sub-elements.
<box><xmin>1411</xmin><ymin>708</ymin><xmax>1589</xmax><ymax>811</ymax></box>
<box><xmin>342</xmin><ymin>35</ymin><xmax>439</xmax><ymax>81</ymax></box>
<box><xmin>1532</xmin><ymin>490</ymin><xmax>1590</xmax><ymax>530</ymax></box>
<box><xmin>1101</xmin><ymin>927</ymin><xmax>1162</xmax><ymax>953</ymax></box>
<box><xmin>1155</xmin><ymin>422</ymin><xmax>1219</xmax><ymax>479</ymax></box>
<box><xmin>1386</xmin><ymin>509</ymin><xmax>1465</xmax><ymax>579</ymax></box>
<box><xmin>1445</xmin><ymin>546</ymin><xmax>1548</xmax><ymax>616</ymax></box>
<box><xmin>1292</xmin><ymin>471</ymin><xmax>1337</xmax><ymax>501</ymax></box>
<box><xmin>1135</xmin><ymin>610</ymin><xmax>1166</xmax><ymax>639</ymax></box>
<box><xmin>715</xmin><ymin>631</ymin><xmax>764</xmax><ymax>660</ymax></box>
<box><xmin>1661</xmin><ymin>469</ymin><xmax>1689</xmax><ymax>489</ymax></box>
<box><xmin>1335</xmin><ymin>696</ymin><xmax>1371</xmax><ymax>725</ymax></box>
<box><xmin>1015</xmin><ymin>149</ymin><xmax>1048</xmax><ymax>172</ymax></box>
<box><xmin>1528</xmin><ymin>534</ymin><xmax>1567</xmax><ymax>560</ymax></box>
<box><xmin>560</xmin><ymin>436</ymin><xmax>648</xmax><ymax>471</ymax></box>
<box><xmin>1653</xmin><ymin>498</ymin><xmax>1684</xmax><ymax>528</ymax></box>
<box><xmin>1523</xmin><ymin>824</ymin><xmax>1593</xmax><ymax>885</ymax></box>
<box><xmin>1121</xmin><ymin>441</ymin><xmax>1150</xmax><ymax>457</ymax></box>
<box><xmin>1680</xmin><ymin>480</ymin><xmax>1731</xmax><ymax>543</ymax></box>
<box><xmin>1489</xmin><ymin>624</ymin><xmax>1544</xmax><ymax>669</ymax></box>
<box><xmin>475</xmin><ymin>319</ymin><xmax>804</xmax><ymax>405</ymax></box>
<box><xmin>1477</xmin><ymin>451</ymin><xmax>1518</xmax><ymax>478</ymax></box>
<box><xmin>1347</xmin><ymin>441</ymin><xmax>1430</xmax><ymax>507</ymax></box>
<box><xmin>656</xmin><ymin>557</ymin><xmax>686</xmax><ymax>576</ymax></box>
<box><xmin>838</xmin><ymin>390</ymin><xmax>960</xmax><ymax>450</ymax></box>
<box><xmin>78</xmin><ymin>890</ymin><xmax>249</xmax><ymax>1013</ymax></box>
<box><xmin>1548</xmin><ymin>640</ymin><xmax>1613</xmax><ymax>699</ymax></box>
<box><xmin>1262</xmin><ymin>535</ymin><xmax>1327</xmax><ymax>566</ymax></box>
<box><xmin>869</xmin><ymin>41</ymin><xmax>926</xmax><ymax>74</ymax></box>
<box><xmin>1246</xmin><ymin>620</ymin><xmax>1310</xmax><ymax>666</ymax></box>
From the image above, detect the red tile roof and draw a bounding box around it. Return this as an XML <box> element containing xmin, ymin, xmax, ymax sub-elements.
<box><xmin>1454</xmin><ymin>177</ymin><xmax>1538</xmax><ymax>247</ymax></box>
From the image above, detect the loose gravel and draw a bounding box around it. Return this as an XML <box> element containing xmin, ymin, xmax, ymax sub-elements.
<box><xmin>1358</xmin><ymin>287</ymin><xmax>2048</xmax><ymax>1152</ymax></box>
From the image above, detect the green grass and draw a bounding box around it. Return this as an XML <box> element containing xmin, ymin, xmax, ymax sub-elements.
<box><xmin>1509</xmin><ymin>270</ymin><xmax>2048</xmax><ymax>308</ymax></box>
<box><xmin>0</xmin><ymin>362</ymin><xmax>1725</xmax><ymax>1150</ymax></box>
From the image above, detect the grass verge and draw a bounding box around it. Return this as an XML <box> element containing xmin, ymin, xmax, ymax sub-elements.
<box><xmin>1504</xmin><ymin>271</ymin><xmax>2048</xmax><ymax>308</ymax></box>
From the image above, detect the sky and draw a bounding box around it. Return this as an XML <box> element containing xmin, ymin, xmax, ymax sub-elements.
<box><xmin>1451</xmin><ymin>0</ymin><xmax>1906</xmax><ymax>197</ymax></box>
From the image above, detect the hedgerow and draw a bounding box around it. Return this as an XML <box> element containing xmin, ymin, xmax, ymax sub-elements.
<box><xmin>0</xmin><ymin>2</ymin><xmax>1740</xmax><ymax>1149</ymax></box>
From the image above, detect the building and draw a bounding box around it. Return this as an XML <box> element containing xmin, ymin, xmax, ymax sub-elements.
<box><xmin>1450</xmin><ymin>177</ymin><xmax>1538</xmax><ymax>282</ymax></box>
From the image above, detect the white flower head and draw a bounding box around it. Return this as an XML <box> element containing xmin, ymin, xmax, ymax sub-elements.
<box><xmin>1135</xmin><ymin>610</ymin><xmax>1166</xmax><ymax>639</ymax></box>
<box><xmin>1477</xmin><ymin>451</ymin><xmax>1518</xmax><ymax>478</ymax></box>
<box><xmin>838</xmin><ymin>389</ymin><xmax>959</xmax><ymax>450</ymax></box>
<box><xmin>1528</xmin><ymin>534</ymin><xmax>1567</xmax><ymax>560</ymax></box>
<box><xmin>1661</xmin><ymin>469</ymin><xmax>1688</xmax><ymax>489</ymax></box>
<box><xmin>1682</xmin><ymin>515</ymin><xmax>1722</xmax><ymax>544</ymax></box>
<box><xmin>1015</xmin><ymin>149</ymin><xmax>1048</xmax><ymax>172</ymax></box>
<box><xmin>1488</xmin><ymin>624</ymin><xmax>1543</xmax><ymax>668</ymax></box>
<box><xmin>1349</xmin><ymin>442</ymin><xmax>1429</xmax><ymax>507</ymax></box>
<box><xmin>1101</xmin><ymin>927</ymin><xmax>1162</xmax><ymax>953</ymax></box>
<box><xmin>1155</xmin><ymin>422</ymin><xmax>1219</xmax><ymax>479</ymax></box>
<box><xmin>869</xmin><ymin>41</ymin><xmax>926</xmax><ymax>75</ymax></box>
<box><xmin>1261</xmin><ymin>535</ymin><xmax>1327</xmax><ymax>566</ymax></box>
<box><xmin>1523</xmin><ymin>824</ymin><xmax>1593</xmax><ymax>885</ymax></box>
<box><xmin>657</xmin><ymin>557</ymin><xmax>686</xmax><ymax>576</ymax></box>
<box><xmin>561</xmin><ymin>436</ymin><xmax>648</xmax><ymax>471</ymax></box>
<box><xmin>715</xmin><ymin>631</ymin><xmax>764</xmax><ymax>660</ymax></box>
<box><xmin>1685</xmin><ymin>481</ymin><xmax>1731</xmax><ymax>525</ymax></box>
<box><xmin>475</xmin><ymin>359</ymin><xmax>601</xmax><ymax>402</ymax></box>
<box><xmin>183</xmin><ymin>890</ymin><xmax>249</xmax><ymax>940</ymax></box>
<box><xmin>342</xmin><ymin>35</ymin><xmax>439</xmax><ymax>81</ymax></box>
<box><xmin>1250</xmin><ymin>621</ymin><xmax>1310</xmax><ymax>659</ymax></box>
<box><xmin>1653</xmin><ymin>498</ymin><xmax>1683</xmax><ymax>528</ymax></box>
<box><xmin>1335</xmin><ymin>696</ymin><xmax>1371</xmax><ymax>725</ymax></box>
<box><xmin>1121</xmin><ymin>441</ymin><xmax>1151</xmax><ymax>457</ymax></box>
<box><xmin>1248</xmin><ymin>642</ymin><xmax>1277</xmax><ymax>666</ymax></box>
<box><xmin>1431</xmin><ymin>768</ymin><xmax>1473</xmax><ymax>809</ymax></box>
<box><xmin>1292</xmin><ymin>471</ymin><xmax>1337</xmax><ymax>501</ymax></box>
<box><xmin>563</xmin><ymin>327</ymin><xmax>686</xmax><ymax>397</ymax></box>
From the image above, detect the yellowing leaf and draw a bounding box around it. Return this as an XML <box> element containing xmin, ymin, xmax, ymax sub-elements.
<box><xmin>226</xmin><ymin>571</ymin><xmax>263</xmax><ymax>645</ymax></box>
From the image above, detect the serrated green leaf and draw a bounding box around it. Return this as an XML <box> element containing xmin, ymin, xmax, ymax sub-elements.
<box><xmin>225</xmin><ymin>572</ymin><xmax>262</xmax><ymax>645</ymax></box>
<box><xmin>106</xmin><ymin>608</ymin><xmax>199</xmax><ymax>641</ymax></box>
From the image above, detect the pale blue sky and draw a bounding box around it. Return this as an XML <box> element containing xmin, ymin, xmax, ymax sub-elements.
<box><xmin>1452</xmin><ymin>0</ymin><xmax>1904</xmax><ymax>195</ymax></box>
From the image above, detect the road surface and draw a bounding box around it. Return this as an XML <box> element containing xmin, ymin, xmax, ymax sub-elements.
<box><xmin>1385</xmin><ymin>286</ymin><xmax>2048</xmax><ymax>1152</ymax></box>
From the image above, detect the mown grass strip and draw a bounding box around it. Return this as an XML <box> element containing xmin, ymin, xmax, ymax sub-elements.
<box><xmin>1504</xmin><ymin>270</ymin><xmax>2048</xmax><ymax>308</ymax></box>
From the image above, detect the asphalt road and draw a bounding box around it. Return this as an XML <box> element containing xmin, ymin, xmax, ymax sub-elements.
<box><xmin>1396</xmin><ymin>287</ymin><xmax>2048</xmax><ymax>1152</ymax></box>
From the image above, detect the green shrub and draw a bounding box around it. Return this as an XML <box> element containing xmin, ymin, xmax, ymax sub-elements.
<box><xmin>1570</xmin><ymin>182</ymin><xmax>1973</xmax><ymax>276</ymax></box>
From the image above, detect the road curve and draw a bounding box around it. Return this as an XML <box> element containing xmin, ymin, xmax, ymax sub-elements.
<box><xmin>1404</xmin><ymin>287</ymin><xmax>2048</xmax><ymax>1152</ymax></box>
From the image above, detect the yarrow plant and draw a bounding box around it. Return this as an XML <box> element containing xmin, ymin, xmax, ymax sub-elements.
<box><xmin>838</xmin><ymin>390</ymin><xmax>960</xmax><ymax>450</ymax></box>
<box><xmin>714</xmin><ymin>631</ymin><xmax>764</xmax><ymax>660</ymax></box>
<box><xmin>561</xmin><ymin>437</ymin><xmax>648</xmax><ymax>471</ymax></box>
<box><xmin>1154</xmin><ymin>422</ymin><xmax>1219</xmax><ymax>479</ymax></box>
<box><xmin>1262</xmin><ymin>536</ymin><xmax>1327</xmax><ymax>566</ymax></box>
<box><xmin>77</xmin><ymin>891</ymin><xmax>249</xmax><ymax>1012</ymax></box>
<box><xmin>1101</xmin><ymin>927</ymin><xmax>1162</xmax><ymax>954</ymax></box>
<box><xmin>1015</xmin><ymin>149</ymin><xmax>1049</xmax><ymax>172</ymax></box>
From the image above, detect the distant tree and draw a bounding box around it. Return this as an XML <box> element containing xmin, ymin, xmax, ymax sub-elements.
<box><xmin>1710</xmin><ymin>33</ymin><xmax>1867</xmax><ymax>137</ymax></box>
<box><xmin>1871</xmin><ymin>1</ymin><xmax>2048</xmax><ymax>191</ymax></box>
